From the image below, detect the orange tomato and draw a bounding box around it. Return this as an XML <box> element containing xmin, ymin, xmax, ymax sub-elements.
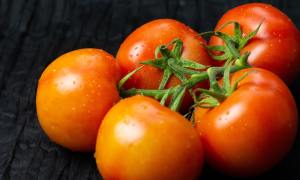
<box><xmin>36</xmin><ymin>48</ymin><xmax>120</xmax><ymax>152</ymax></box>
<box><xmin>95</xmin><ymin>95</ymin><xmax>204</xmax><ymax>180</ymax></box>
<box><xmin>195</xmin><ymin>68</ymin><xmax>298</xmax><ymax>176</ymax></box>
<box><xmin>210</xmin><ymin>3</ymin><xmax>300</xmax><ymax>83</ymax></box>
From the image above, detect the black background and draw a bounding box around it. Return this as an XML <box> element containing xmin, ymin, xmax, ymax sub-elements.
<box><xmin>0</xmin><ymin>0</ymin><xmax>300</xmax><ymax>179</ymax></box>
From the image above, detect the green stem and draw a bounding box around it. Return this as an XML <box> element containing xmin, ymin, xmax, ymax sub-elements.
<box><xmin>159</xmin><ymin>68</ymin><xmax>172</xmax><ymax>89</ymax></box>
<box><xmin>120</xmin><ymin>87</ymin><xmax>178</xmax><ymax>99</ymax></box>
<box><xmin>160</xmin><ymin>88</ymin><xmax>172</xmax><ymax>105</ymax></box>
<box><xmin>169</xmin><ymin>86</ymin><xmax>186</xmax><ymax>111</ymax></box>
<box><xmin>207</xmin><ymin>67</ymin><xmax>223</xmax><ymax>92</ymax></box>
<box><xmin>198</xmin><ymin>88</ymin><xmax>226</xmax><ymax>101</ymax></box>
<box><xmin>120</xmin><ymin>62</ymin><xmax>247</xmax><ymax>110</ymax></box>
<box><xmin>182</xmin><ymin>63</ymin><xmax>245</xmax><ymax>89</ymax></box>
<box><xmin>118</xmin><ymin>66</ymin><xmax>144</xmax><ymax>90</ymax></box>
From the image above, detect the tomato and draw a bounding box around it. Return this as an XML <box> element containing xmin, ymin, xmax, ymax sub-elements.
<box><xmin>117</xmin><ymin>19</ymin><xmax>212</xmax><ymax>111</ymax></box>
<box><xmin>36</xmin><ymin>49</ymin><xmax>120</xmax><ymax>152</ymax></box>
<box><xmin>210</xmin><ymin>3</ymin><xmax>300</xmax><ymax>83</ymax></box>
<box><xmin>95</xmin><ymin>95</ymin><xmax>204</xmax><ymax>180</ymax></box>
<box><xmin>194</xmin><ymin>68</ymin><xmax>298</xmax><ymax>176</ymax></box>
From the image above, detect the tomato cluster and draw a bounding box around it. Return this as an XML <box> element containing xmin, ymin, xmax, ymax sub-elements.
<box><xmin>36</xmin><ymin>3</ymin><xmax>299</xmax><ymax>179</ymax></box>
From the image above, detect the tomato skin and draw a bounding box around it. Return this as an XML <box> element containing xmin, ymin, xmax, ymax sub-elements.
<box><xmin>95</xmin><ymin>95</ymin><xmax>204</xmax><ymax>180</ymax></box>
<box><xmin>117</xmin><ymin>19</ymin><xmax>212</xmax><ymax>112</ymax></box>
<box><xmin>36</xmin><ymin>49</ymin><xmax>120</xmax><ymax>152</ymax></box>
<box><xmin>210</xmin><ymin>3</ymin><xmax>300</xmax><ymax>83</ymax></box>
<box><xmin>117</xmin><ymin>19</ymin><xmax>211</xmax><ymax>89</ymax></box>
<box><xmin>195</xmin><ymin>68</ymin><xmax>298</xmax><ymax>176</ymax></box>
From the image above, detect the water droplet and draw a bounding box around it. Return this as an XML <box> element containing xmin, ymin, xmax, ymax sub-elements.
<box><xmin>141</xmin><ymin>105</ymin><xmax>148</xmax><ymax>110</ymax></box>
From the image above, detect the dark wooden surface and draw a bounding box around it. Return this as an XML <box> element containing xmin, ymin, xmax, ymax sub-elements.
<box><xmin>0</xmin><ymin>0</ymin><xmax>300</xmax><ymax>179</ymax></box>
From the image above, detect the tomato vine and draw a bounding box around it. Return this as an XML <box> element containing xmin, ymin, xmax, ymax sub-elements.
<box><xmin>118</xmin><ymin>21</ymin><xmax>262</xmax><ymax>111</ymax></box>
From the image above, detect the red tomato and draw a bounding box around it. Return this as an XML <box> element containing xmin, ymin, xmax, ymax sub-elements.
<box><xmin>195</xmin><ymin>68</ymin><xmax>298</xmax><ymax>176</ymax></box>
<box><xmin>117</xmin><ymin>19</ymin><xmax>212</xmax><ymax>111</ymax></box>
<box><xmin>95</xmin><ymin>95</ymin><xmax>204</xmax><ymax>180</ymax></box>
<box><xmin>210</xmin><ymin>3</ymin><xmax>300</xmax><ymax>83</ymax></box>
<box><xmin>36</xmin><ymin>49</ymin><xmax>120</xmax><ymax>152</ymax></box>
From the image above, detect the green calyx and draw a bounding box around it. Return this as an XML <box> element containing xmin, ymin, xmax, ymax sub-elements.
<box><xmin>193</xmin><ymin>58</ymin><xmax>251</xmax><ymax>108</ymax></box>
<box><xmin>200</xmin><ymin>21</ymin><xmax>262</xmax><ymax>61</ymax></box>
<box><xmin>118</xmin><ymin>21</ymin><xmax>262</xmax><ymax>112</ymax></box>
<box><xmin>141</xmin><ymin>38</ymin><xmax>207</xmax><ymax>89</ymax></box>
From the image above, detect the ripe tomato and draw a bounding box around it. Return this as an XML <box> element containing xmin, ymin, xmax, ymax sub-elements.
<box><xmin>210</xmin><ymin>3</ymin><xmax>300</xmax><ymax>83</ymax></box>
<box><xmin>117</xmin><ymin>19</ymin><xmax>212</xmax><ymax>111</ymax></box>
<box><xmin>36</xmin><ymin>49</ymin><xmax>120</xmax><ymax>152</ymax></box>
<box><xmin>195</xmin><ymin>68</ymin><xmax>298</xmax><ymax>176</ymax></box>
<box><xmin>95</xmin><ymin>95</ymin><xmax>204</xmax><ymax>180</ymax></box>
